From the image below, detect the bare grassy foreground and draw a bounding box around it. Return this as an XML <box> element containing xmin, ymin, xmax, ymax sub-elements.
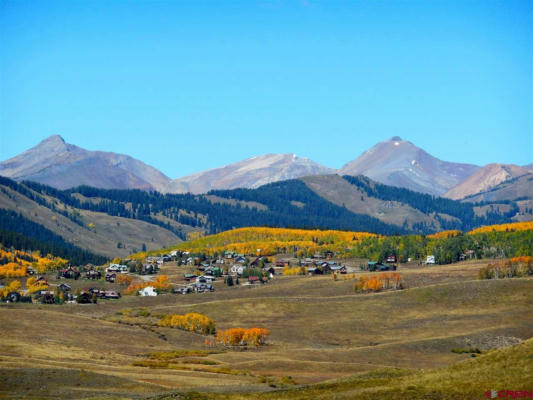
<box><xmin>0</xmin><ymin>260</ymin><xmax>532</xmax><ymax>399</ymax></box>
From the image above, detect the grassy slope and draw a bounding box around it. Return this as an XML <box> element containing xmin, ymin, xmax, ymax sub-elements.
<box><xmin>153</xmin><ymin>338</ymin><xmax>533</xmax><ymax>400</ymax></box>
<box><xmin>0</xmin><ymin>260</ymin><xmax>531</xmax><ymax>399</ymax></box>
<box><xmin>301</xmin><ymin>175</ymin><xmax>444</xmax><ymax>230</ymax></box>
<box><xmin>0</xmin><ymin>183</ymin><xmax>180</xmax><ymax>258</ymax></box>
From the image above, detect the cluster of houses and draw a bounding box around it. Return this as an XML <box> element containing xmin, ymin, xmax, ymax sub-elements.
<box><xmin>1</xmin><ymin>273</ymin><xmax>122</xmax><ymax>304</ymax></box>
<box><xmin>56</xmin><ymin>265</ymin><xmax>105</xmax><ymax>280</ymax></box>
<box><xmin>302</xmin><ymin>259</ymin><xmax>348</xmax><ymax>275</ymax></box>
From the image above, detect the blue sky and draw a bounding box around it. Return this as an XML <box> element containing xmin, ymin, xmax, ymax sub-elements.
<box><xmin>1</xmin><ymin>0</ymin><xmax>531</xmax><ymax>177</ymax></box>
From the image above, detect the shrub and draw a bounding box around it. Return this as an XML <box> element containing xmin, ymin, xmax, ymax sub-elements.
<box><xmin>157</xmin><ymin>313</ymin><xmax>216</xmax><ymax>335</ymax></box>
<box><xmin>478</xmin><ymin>258</ymin><xmax>533</xmax><ymax>280</ymax></box>
<box><xmin>282</xmin><ymin>266</ymin><xmax>306</xmax><ymax>276</ymax></box>
<box><xmin>115</xmin><ymin>274</ymin><xmax>133</xmax><ymax>285</ymax></box>
<box><xmin>354</xmin><ymin>273</ymin><xmax>402</xmax><ymax>293</ymax></box>
<box><xmin>216</xmin><ymin>327</ymin><xmax>269</xmax><ymax>346</ymax></box>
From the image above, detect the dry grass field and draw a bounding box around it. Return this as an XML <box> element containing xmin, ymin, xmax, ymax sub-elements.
<box><xmin>1</xmin><ymin>259</ymin><xmax>532</xmax><ymax>399</ymax></box>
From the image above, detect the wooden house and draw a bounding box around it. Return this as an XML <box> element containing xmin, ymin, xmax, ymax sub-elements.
<box><xmin>57</xmin><ymin>283</ymin><xmax>72</xmax><ymax>292</ymax></box>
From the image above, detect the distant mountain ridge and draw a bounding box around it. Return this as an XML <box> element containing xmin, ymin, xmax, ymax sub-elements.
<box><xmin>0</xmin><ymin>136</ymin><xmax>334</xmax><ymax>194</ymax></box>
<box><xmin>167</xmin><ymin>153</ymin><xmax>334</xmax><ymax>194</ymax></box>
<box><xmin>0</xmin><ymin>135</ymin><xmax>171</xmax><ymax>191</ymax></box>
<box><xmin>1</xmin><ymin>134</ymin><xmax>529</xmax><ymax>200</ymax></box>
<box><xmin>339</xmin><ymin>137</ymin><xmax>480</xmax><ymax>196</ymax></box>
<box><xmin>444</xmin><ymin>163</ymin><xmax>531</xmax><ymax>200</ymax></box>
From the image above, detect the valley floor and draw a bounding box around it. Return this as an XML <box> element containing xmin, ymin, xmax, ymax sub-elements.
<box><xmin>0</xmin><ymin>260</ymin><xmax>532</xmax><ymax>399</ymax></box>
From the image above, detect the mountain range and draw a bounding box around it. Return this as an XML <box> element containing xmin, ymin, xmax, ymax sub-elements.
<box><xmin>0</xmin><ymin>135</ymin><xmax>531</xmax><ymax>200</ymax></box>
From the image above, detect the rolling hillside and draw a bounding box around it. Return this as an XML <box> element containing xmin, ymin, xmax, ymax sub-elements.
<box><xmin>0</xmin><ymin>174</ymin><xmax>530</xmax><ymax>260</ymax></box>
<box><xmin>0</xmin><ymin>177</ymin><xmax>182</xmax><ymax>258</ymax></box>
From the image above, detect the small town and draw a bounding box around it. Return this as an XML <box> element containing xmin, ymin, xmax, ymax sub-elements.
<box><xmin>1</xmin><ymin>0</ymin><xmax>531</xmax><ymax>398</ymax></box>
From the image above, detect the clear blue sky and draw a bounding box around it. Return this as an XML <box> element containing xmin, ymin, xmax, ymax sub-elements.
<box><xmin>1</xmin><ymin>0</ymin><xmax>531</xmax><ymax>177</ymax></box>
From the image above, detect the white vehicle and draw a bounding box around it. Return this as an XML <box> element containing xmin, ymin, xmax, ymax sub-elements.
<box><xmin>426</xmin><ymin>255</ymin><xmax>435</xmax><ymax>264</ymax></box>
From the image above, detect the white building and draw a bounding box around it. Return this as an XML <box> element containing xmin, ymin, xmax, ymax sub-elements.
<box><xmin>139</xmin><ymin>286</ymin><xmax>158</xmax><ymax>296</ymax></box>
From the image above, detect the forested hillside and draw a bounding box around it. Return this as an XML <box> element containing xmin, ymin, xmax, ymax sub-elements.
<box><xmin>342</xmin><ymin>175</ymin><xmax>521</xmax><ymax>230</ymax></box>
<box><xmin>145</xmin><ymin>223</ymin><xmax>533</xmax><ymax>265</ymax></box>
<box><xmin>21</xmin><ymin>178</ymin><xmax>405</xmax><ymax>235</ymax></box>
<box><xmin>0</xmin><ymin>209</ymin><xmax>107</xmax><ymax>265</ymax></box>
<box><xmin>0</xmin><ymin>175</ymin><xmax>528</xmax><ymax>261</ymax></box>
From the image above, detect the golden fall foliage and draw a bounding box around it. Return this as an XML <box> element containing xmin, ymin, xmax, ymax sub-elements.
<box><xmin>161</xmin><ymin>227</ymin><xmax>379</xmax><ymax>257</ymax></box>
<box><xmin>26</xmin><ymin>276</ymin><xmax>49</xmax><ymax>293</ymax></box>
<box><xmin>115</xmin><ymin>274</ymin><xmax>133</xmax><ymax>285</ymax></box>
<box><xmin>216</xmin><ymin>327</ymin><xmax>269</xmax><ymax>346</ymax></box>
<box><xmin>124</xmin><ymin>275</ymin><xmax>171</xmax><ymax>295</ymax></box>
<box><xmin>468</xmin><ymin>221</ymin><xmax>533</xmax><ymax>235</ymax></box>
<box><xmin>0</xmin><ymin>262</ymin><xmax>26</xmax><ymax>278</ymax></box>
<box><xmin>157</xmin><ymin>312</ymin><xmax>216</xmax><ymax>335</ymax></box>
<box><xmin>0</xmin><ymin>280</ymin><xmax>21</xmax><ymax>298</ymax></box>
<box><xmin>0</xmin><ymin>247</ymin><xmax>67</xmax><ymax>278</ymax></box>
<box><xmin>478</xmin><ymin>257</ymin><xmax>533</xmax><ymax>280</ymax></box>
<box><xmin>354</xmin><ymin>272</ymin><xmax>403</xmax><ymax>292</ymax></box>
<box><xmin>426</xmin><ymin>230</ymin><xmax>462</xmax><ymax>239</ymax></box>
<box><xmin>282</xmin><ymin>266</ymin><xmax>307</xmax><ymax>275</ymax></box>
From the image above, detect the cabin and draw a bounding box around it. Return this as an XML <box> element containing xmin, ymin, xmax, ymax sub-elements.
<box><xmin>35</xmin><ymin>276</ymin><xmax>48</xmax><ymax>285</ymax></box>
<box><xmin>102</xmin><ymin>290</ymin><xmax>121</xmax><ymax>299</ymax></box>
<box><xmin>230</xmin><ymin>265</ymin><xmax>246</xmax><ymax>276</ymax></box>
<box><xmin>193</xmin><ymin>282</ymin><xmax>214</xmax><ymax>293</ymax></box>
<box><xmin>249</xmin><ymin>257</ymin><xmax>260</xmax><ymax>266</ymax></box>
<box><xmin>107</xmin><ymin>264</ymin><xmax>128</xmax><ymax>273</ymax></box>
<box><xmin>324</xmin><ymin>251</ymin><xmax>334</xmax><ymax>259</ymax></box>
<box><xmin>199</xmin><ymin>275</ymin><xmax>216</xmax><ymax>283</ymax></box>
<box><xmin>40</xmin><ymin>292</ymin><xmax>55</xmax><ymax>304</ymax></box>
<box><xmin>139</xmin><ymin>286</ymin><xmax>157</xmax><ymax>297</ymax></box>
<box><xmin>140</xmin><ymin>264</ymin><xmax>157</xmax><ymax>274</ymax></box>
<box><xmin>301</xmin><ymin>258</ymin><xmax>315</xmax><ymax>267</ymax></box>
<box><xmin>330</xmin><ymin>265</ymin><xmax>347</xmax><ymax>274</ymax></box>
<box><xmin>5</xmin><ymin>291</ymin><xmax>21</xmax><ymax>303</ymax></box>
<box><xmin>275</xmin><ymin>260</ymin><xmax>290</xmax><ymax>267</ymax></box>
<box><xmin>247</xmin><ymin>276</ymin><xmax>260</xmax><ymax>284</ymax></box>
<box><xmin>59</xmin><ymin>267</ymin><xmax>80</xmax><ymax>280</ymax></box>
<box><xmin>263</xmin><ymin>266</ymin><xmax>276</xmax><ymax>278</ymax></box>
<box><xmin>184</xmin><ymin>273</ymin><xmax>197</xmax><ymax>282</ymax></box>
<box><xmin>76</xmin><ymin>292</ymin><xmax>93</xmax><ymax>304</ymax></box>
<box><xmin>234</xmin><ymin>256</ymin><xmax>247</xmax><ymax>264</ymax></box>
<box><xmin>86</xmin><ymin>269</ymin><xmax>101</xmax><ymax>280</ymax></box>
<box><xmin>174</xmin><ymin>286</ymin><xmax>191</xmax><ymax>294</ymax></box>
<box><xmin>386</xmin><ymin>255</ymin><xmax>397</xmax><ymax>263</ymax></box>
<box><xmin>307</xmin><ymin>267</ymin><xmax>323</xmax><ymax>275</ymax></box>
<box><xmin>105</xmin><ymin>273</ymin><xmax>116</xmax><ymax>283</ymax></box>
<box><xmin>206</xmin><ymin>266</ymin><xmax>223</xmax><ymax>277</ymax></box>
<box><xmin>57</xmin><ymin>283</ymin><xmax>72</xmax><ymax>292</ymax></box>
